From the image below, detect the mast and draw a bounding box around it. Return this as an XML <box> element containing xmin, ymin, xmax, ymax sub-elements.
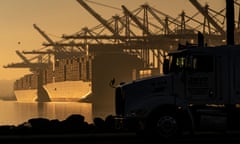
<box><xmin>226</xmin><ymin>0</ymin><xmax>235</xmax><ymax>45</ymax></box>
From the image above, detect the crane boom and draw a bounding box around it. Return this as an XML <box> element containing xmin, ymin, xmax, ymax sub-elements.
<box><xmin>3</xmin><ymin>63</ymin><xmax>47</xmax><ymax>69</ymax></box>
<box><xmin>76</xmin><ymin>0</ymin><xmax>118</xmax><ymax>36</ymax></box>
<box><xmin>33</xmin><ymin>24</ymin><xmax>55</xmax><ymax>44</ymax></box>
<box><xmin>23</xmin><ymin>50</ymin><xmax>54</xmax><ymax>55</ymax></box>
<box><xmin>16</xmin><ymin>50</ymin><xmax>30</xmax><ymax>64</ymax></box>
<box><xmin>146</xmin><ymin>5</ymin><xmax>171</xmax><ymax>34</ymax></box>
<box><xmin>122</xmin><ymin>5</ymin><xmax>151</xmax><ymax>35</ymax></box>
<box><xmin>189</xmin><ymin>0</ymin><xmax>225</xmax><ymax>35</ymax></box>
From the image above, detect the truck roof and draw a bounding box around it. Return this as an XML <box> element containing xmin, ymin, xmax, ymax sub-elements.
<box><xmin>168</xmin><ymin>44</ymin><xmax>240</xmax><ymax>56</ymax></box>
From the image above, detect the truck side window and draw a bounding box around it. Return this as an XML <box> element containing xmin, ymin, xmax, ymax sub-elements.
<box><xmin>192</xmin><ymin>55</ymin><xmax>213</xmax><ymax>72</ymax></box>
<box><xmin>170</xmin><ymin>56</ymin><xmax>185</xmax><ymax>72</ymax></box>
<box><xmin>176</xmin><ymin>57</ymin><xmax>185</xmax><ymax>68</ymax></box>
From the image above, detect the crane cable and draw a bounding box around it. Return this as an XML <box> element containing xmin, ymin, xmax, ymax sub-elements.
<box><xmin>85</xmin><ymin>0</ymin><xmax>121</xmax><ymax>11</ymax></box>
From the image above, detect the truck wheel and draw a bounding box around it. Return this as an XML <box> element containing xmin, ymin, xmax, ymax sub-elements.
<box><xmin>147</xmin><ymin>113</ymin><xmax>180</xmax><ymax>139</ymax></box>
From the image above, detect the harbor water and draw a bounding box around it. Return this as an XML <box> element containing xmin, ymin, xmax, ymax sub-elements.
<box><xmin>0</xmin><ymin>100</ymin><xmax>92</xmax><ymax>126</ymax></box>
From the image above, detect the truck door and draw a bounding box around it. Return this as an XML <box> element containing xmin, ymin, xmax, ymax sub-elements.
<box><xmin>232</xmin><ymin>55</ymin><xmax>240</xmax><ymax>103</ymax></box>
<box><xmin>185</xmin><ymin>55</ymin><xmax>216</xmax><ymax>104</ymax></box>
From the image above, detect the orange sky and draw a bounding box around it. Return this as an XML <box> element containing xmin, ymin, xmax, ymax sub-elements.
<box><xmin>0</xmin><ymin>0</ymin><xmax>225</xmax><ymax>80</ymax></box>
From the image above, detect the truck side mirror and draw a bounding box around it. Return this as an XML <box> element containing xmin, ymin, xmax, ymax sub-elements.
<box><xmin>109</xmin><ymin>78</ymin><xmax>116</xmax><ymax>88</ymax></box>
<box><xmin>163</xmin><ymin>59</ymin><xmax>169</xmax><ymax>74</ymax></box>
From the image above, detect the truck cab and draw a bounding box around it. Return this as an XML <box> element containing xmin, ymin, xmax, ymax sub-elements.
<box><xmin>168</xmin><ymin>45</ymin><xmax>240</xmax><ymax>105</ymax></box>
<box><xmin>114</xmin><ymin>44</ymin><xmax>240</xmax><ymax>139</ymax></box>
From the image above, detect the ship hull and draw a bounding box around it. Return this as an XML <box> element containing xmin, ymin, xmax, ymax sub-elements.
<box><xmin>14</xmin><ymin>81</ymin><xmax>92</xmax><ymax>102</ymax></box>
<box><xmin>44</xmin><ymin>81</ymin><xmax>92</xmax><ymax>102</ymax></box>
<box><xmin>14</xmin><ymin>89</ymin><xmax>38</xmax><ymax>102</ymax></box>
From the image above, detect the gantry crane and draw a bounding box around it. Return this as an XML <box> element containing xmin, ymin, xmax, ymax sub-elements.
<box><xmin>189</xmin><ymin>0</ymin><xmax>225</xmax><ymax>35</ymax></box>
<box><xmin>23</xmin><ymin>24</ymin><xmax>86</xmax><ymax>59</ymax></box>
<box><xmin>4</xmin><ymin>51</ymin><xmax>50</xmax><ymax>102</ymax></box>
<box><xmin>76</xmin><ymin>0</ymin><xmax>126</xmax><ymax>42</ymax></box>
<box><xmin>122</xmin><ymin>5</ymin><xmax>151</xmax><ymax>36</ymax></box>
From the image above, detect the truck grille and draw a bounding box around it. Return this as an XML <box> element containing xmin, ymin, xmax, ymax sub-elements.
<box><xmin>115</xmin><ymin>87</ymin><xmax>125</xmax><ymax>116</ymax></box>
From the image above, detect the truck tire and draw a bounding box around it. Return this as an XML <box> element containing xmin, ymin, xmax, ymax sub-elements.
<box><xmin>146</xmin><ymin>112</ymin><xmax>181</xmax><ymax>139</ymax></box>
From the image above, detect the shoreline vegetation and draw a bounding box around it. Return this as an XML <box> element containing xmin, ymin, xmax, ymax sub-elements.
<box><xmin>0</xmin><ymin>114</ymin><xmax>240</xmax><ymax>144</ymax></box>
<box><xmin>0</xmin><ymin>114</ymin><xmax>128</xmax><ymax>135</ymax></box>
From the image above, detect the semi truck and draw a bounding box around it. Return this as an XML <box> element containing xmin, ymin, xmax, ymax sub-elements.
<box><xmin>111</xmin><ymin>42</ymin><xmax>240</xmax><ymax>138</ymax></box>
<box><xmin>109</xmin><ymin>0</ymin><xmax>239</xmax><ymax>139</ymax></box>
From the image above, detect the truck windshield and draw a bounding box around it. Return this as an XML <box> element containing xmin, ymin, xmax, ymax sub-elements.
<box><xmin>169</xmin><ymin>53</ymin><xmax>213</xmax><ymax>73</ymax></box>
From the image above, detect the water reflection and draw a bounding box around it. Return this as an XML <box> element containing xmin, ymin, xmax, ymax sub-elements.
<box><xmin>0</xmin><ymin>101</ymin><xmax>92</xmax><ymax>126</ymax></box>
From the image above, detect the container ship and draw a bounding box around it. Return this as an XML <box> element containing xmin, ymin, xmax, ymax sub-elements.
<box><xmin>13</xmin><ymin>55</ymin><xmax>92</xmax><ymax>102</ymax></box>
<box><xmin>13</xmin><ymin>48</ymin><xmax>147</xmax><ymax>103</ymax></box>
<box><xmin>14</xmin><ymin>78</ymin><xmax>92</xmax><ymax>102</ymax></box>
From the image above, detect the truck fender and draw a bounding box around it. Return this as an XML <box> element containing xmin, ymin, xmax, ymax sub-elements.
<box><xmin>145</xmin><ymin>104</ymin><xmax>194</xmax><ymax>138</ymax></box>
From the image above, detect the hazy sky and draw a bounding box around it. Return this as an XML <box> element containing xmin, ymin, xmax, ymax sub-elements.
<box><xmin>0</xmin><ymin>0</ymin><xmax>225</xmax><ymax>80</ymax></box>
